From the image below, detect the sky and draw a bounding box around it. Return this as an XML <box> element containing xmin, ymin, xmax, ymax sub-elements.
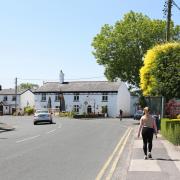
<box><xmin>0</xmin><ymin>0</ymin><xmax>180</xmax><ymax>88</ymax></box>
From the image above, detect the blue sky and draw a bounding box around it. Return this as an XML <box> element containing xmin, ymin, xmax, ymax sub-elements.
<box><xmin>0</xmin><ymin>0</ymin><xmax>180</xmax><ymax>88</ymax></box>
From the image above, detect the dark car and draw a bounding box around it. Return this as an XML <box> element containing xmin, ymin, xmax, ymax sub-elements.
<box><xmin>134</xmin><ymin>110</ymin><xmax>143</xmax><ymax>120</ymax></box>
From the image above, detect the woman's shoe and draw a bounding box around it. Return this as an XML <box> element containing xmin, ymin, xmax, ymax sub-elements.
<box><xmin>144</xmin><ymin>156</ymin><xmax>148</xmax><ymax>160</ymax></box>
<box><xmin>148</xmin><ymin>152</ymin><xmax>152</xmax><ymax>159</ymax></box>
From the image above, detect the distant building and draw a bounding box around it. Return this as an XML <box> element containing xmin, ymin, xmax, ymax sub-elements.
<box><xmin>0</xmin><ymin>87</ymin><xmax>34</xmax><ymax>115</ymax></box>
<box><xmin>34</xmin><ymin>71</ymin><xmax>132</xmax><ymax>117</ymax></box>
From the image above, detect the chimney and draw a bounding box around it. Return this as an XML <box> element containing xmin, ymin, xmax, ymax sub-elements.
<box><xmin>0</xmin><ymin>85</ymin><xmax>2</xmax><ymax>91</ymax></box>
<box><xmin>59</xmin><ymin>70</ymin><xmax>64</xmax><ymax>84</ymax></box>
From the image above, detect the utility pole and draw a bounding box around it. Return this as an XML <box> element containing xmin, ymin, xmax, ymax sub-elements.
<box><xmin>166</xmin><ymin>0</ymin><xmax>172</xmax><ymax>41</ymax></box>
<box><xmin>15</xmin><ymin>77</ymin><xmax>18</xmax><ymax>115</ymax></box>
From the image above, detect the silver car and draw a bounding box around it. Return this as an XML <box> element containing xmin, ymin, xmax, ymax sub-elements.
<box><xmin>34</xmin><ymin>110</ymin><xmax>53</xmax><ymax>125</ymax></box>
<box><xmin>133</xmin><ymin>110</ymin><xmax>144</xmax><ymax>120</ymax></box>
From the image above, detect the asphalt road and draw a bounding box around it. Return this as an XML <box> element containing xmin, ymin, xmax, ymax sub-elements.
<box><xmin>0</xmin><ymin>116</ymin><xmax>135</xmax><ymax>180</ymax></box>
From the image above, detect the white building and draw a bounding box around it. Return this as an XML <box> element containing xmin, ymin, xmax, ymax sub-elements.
<box><xmin>0</xmin><ymin>86</ymin><xmax>34</xmax><ymax>115</ymax></box>
<box><xmin>34</xmin><ymin>72</ymin><xmax>132</xmax><ymax>117</ymax></box>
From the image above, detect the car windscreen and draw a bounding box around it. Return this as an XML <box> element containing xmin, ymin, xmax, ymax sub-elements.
<box><xmin>36</xmin><ymin>110</ymin><xmax>49</xmax><ymax>114</ymax></box>
<box><xmin>137</xmin><ymin>110</ymin><xmax>143</xmax><ymax>114</ymax></box>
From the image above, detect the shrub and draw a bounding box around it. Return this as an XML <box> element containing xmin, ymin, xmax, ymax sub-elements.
<box><xmin>140</xmin><ymin>42</ymin><xmax>180</xmax><ymax>99</ymax></box>
<box><xmin>161</xmin><ymin>118</ymin><xmax>180</xmax><ymax>145</ymax></box>
<box><xmin>59</xmin><ymin>112</ymin><xmax>69</xmax><ymax>117</ymax></box>
<box><xmin>58</xmin><ymin>111</ymin><xmax>76</xmax><ymax>118</ymax></box>
<box><xmin>24</xmin><ymin>106</ymin><xmax>34</xmax><ymax>115</ymax></box>
<box><xmin>165</xmin><ymin>99</ymin><xmax>180</xmax><ymax>118</ymax></box>
<box><xmin>177</xmin><ymin>114</ymin><xmax>180</xmax><ymax>119</ymax></box>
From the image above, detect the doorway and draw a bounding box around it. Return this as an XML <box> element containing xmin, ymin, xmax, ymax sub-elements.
<box><xmin>0</xmin><ymin>105</ymin><xmax>3</xmax><ymax>115</ymax></box>
<box><xmin>87</xmin><ymin>105</ymin><xmax>92</xmax><ymax>114</ymax></box>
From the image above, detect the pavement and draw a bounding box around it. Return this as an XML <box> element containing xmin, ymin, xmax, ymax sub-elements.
<box><xmin>0</xmin><ymin>122</ymin><xmax>15</xmax><ymax>131</ymax></box>
<box><xmin>125</xmin><ymin>128</ymin><xmax>180</xmax><ymax>180</ymax></box>
<box><xmin>1</xmin><ymin>119</ymin><xmax>180</xmax><ymax>180</ymax></box>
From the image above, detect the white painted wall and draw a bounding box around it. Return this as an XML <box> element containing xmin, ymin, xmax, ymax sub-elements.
<box><xmin>0</xmin><ymin>94</ymin><xmax>20</xmax><ymax>114</ymax></box>
<box><xmin>35</xmin><ymin>92</ymin><xmax>118</xmax><ymax>117</ymax></box>
<box><xmin>3</xmin><ymin>106</ymin><xmax>10</xmax><ymax>115</ymax></box>
<box><xmin>117</xmin><ymin>82</ymin><xmax>131</xmax><ymax>117</ymax></box>
<box><xmin>20</xmin><ymin>90</ymin><xmax>35</xmax><ymax>109</ymax></box>
<box><xmin>0</xmin><ymin>95</ymin><xmax>20</xmax><ymax>106</ymax></box>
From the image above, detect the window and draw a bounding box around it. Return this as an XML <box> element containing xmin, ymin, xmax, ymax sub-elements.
<box><xmin>74</xmin><ymin>93</ymin><xmax>79</xmax><ymax>102</ymax></box>
<box><xmin>73</xmin><ymin>105</ymin><xmax>79</xmax><ymax>113</ymax></box>
<box><xmin>102</xmin><ymin>93</ymin><xmax>108</xmax><ymax>102</ymax></box>
<box><xmin>3</xmin><ymin>96</ymin><xmax>8</xmax><ymax>101</ymax></box>
<box><xmin>12</xmin><ymin>96</ymin><xmax>16</xmax><ymax>101</ymax></box>
<box><xmin>41</xmin><ymin>93</ymin><xmax>46</xmax><ymax>101</ymax></box>
<box><xmin>55</xmin><ymin>93</ymin><xmax>59</xmax><ymax>101</ymax></box>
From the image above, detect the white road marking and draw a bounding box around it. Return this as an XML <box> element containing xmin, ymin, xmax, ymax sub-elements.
<box><xmin>16</xmin><ymin>135</ymin><xmax>40</xmax><ymax>143</ymax></box>
<box><xmin>46</xmin><ymin>129</ymin><xmax>56</xmax><ymax>134</ymax></box>
<box><xmin>106</xmin><ymin>128</ymin><xmax>133</xmax><ymax>180</ymax></box>
<box><xmin>58</xmin><ymin>124</ymin><xmax>62</xmax><ymax>129</ymax></box>
<box><xmin>96</xmin><ymin>127</ymin><xmax>131</xmax><ymax>180</ymax></box>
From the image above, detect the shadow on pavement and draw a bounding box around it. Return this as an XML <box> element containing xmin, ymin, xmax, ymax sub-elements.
<box><xmin>0</xmin><ymin>129</ymin><xmax>15</xmax><ymax>133</ymax></box>
<box><xmin>153</xmin><ymin>158</ymin><xmax>180</xmax><ymax>161</ymax></box>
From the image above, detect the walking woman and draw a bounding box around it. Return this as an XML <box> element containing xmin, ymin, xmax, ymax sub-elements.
<box><xmin>137</xmin><ymin>107</ymin><xmax>158</xmax><ymax>159</ymax></box>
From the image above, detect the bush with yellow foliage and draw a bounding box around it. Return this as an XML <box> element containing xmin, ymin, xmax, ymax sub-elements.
<box><xmin>140</xmin><ymin>42</ymin><xmax>180</xmax><ymax>99</ymax></box>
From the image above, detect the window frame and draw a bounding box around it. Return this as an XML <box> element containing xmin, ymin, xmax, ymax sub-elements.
<box><xmin>12</xmin><ymin>95</ymin><xmax>16</xmax><ymax>101</ymax></box>
<box><xmin>102</xmin><ymin>93</ymin><xmax>108</xmax><ymax>102</ymax></box>
<box><xmin>41</xmin><ymin>93</ymin><xmax>46</xmax><ymax>102</ymax></box>
<box><xmin>73</xmin><ymin>105</ymin><xmax>79</xmax><ymax>113</ymax></box>
<box><xmin>55</xmin><ymin>93</ymin><xmax>60</xmax><ymax>102</ymax></box>
<box><xmin>3</xmin><ymin>96</ymin><xmax>8</xmax><ymax>101</ymax></box>
<box><xmin>73</xmin><ymin>93</ymin><xmax>79</xmax><ymax>102</ymax></box>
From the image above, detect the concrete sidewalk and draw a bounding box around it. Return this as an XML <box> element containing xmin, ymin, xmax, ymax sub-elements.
<box><xmin>126</xmin><ymin>133</ymin><xmax>180</xmax><ymax>180</ymax></box>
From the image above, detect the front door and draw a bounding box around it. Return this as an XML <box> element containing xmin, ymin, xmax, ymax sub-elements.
<box><xmin>87</xmin><ymin>105</ymin><xmax>92</xmax><ymax>114</ymax></box>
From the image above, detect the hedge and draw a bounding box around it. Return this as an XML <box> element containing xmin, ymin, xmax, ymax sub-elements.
<box><xmin>161</xmin><ymin>118</ymin><xmax>180</xmax><ymax>145</ymax></box>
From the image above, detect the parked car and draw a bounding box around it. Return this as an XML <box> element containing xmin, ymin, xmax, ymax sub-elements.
<box><xmin>134</xmin><ymin>110</ymin><xmax>143</xmax><ymax>120</ymax></box>
<box><xmin>34</xmin><ymin>109</ymin><xmax>53</xmax><ymax>125</ymax></box>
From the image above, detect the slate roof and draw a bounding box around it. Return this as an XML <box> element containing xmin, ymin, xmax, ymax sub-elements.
<box><xmin>0</xmin><ymin>89</ymin><xmax>31</xmax><ymax>95</ymax></box>
<box><xmin>0</xmin><ymin>101</ymin><xmax>10</xmax><ymax>106</ymax></box>
<box><xmin>35</xmin><ymin>81</ymin><xmax>121</xmax><ymax>93</ymax></box>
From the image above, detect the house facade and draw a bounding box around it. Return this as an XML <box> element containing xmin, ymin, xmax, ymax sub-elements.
<box><xmin>34</xmin><ymin>72</ymin><xmax>132</xmax><ymax>117</ymax></box>
<box><xmin>0</xmin><ymin>86</ymin><xmax>34</xmax><ymax>115</ymax></box>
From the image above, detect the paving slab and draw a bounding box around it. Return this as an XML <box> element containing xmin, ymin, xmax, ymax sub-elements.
<box><xmin>129</xmin><ymin>159</ymin><xmax>161</xmax><ymax>171</ymax></box>
<box><xmin>125</xmin><ymin>128</ymin><xmax>180</xmax><ymax>180</ymax></box>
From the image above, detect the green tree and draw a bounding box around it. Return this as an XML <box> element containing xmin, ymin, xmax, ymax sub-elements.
<box><xmin>92</xmin><ymin>11</ymin><xmax>180</xmax><ymax>88</ymax></box>
<box><xmin>140</xmin><ymin>42</ymin><xmax>180</xmax><ymax>100</ymax></box>
<box><xmin>18</xmin><ymin>83</ymin><xmax>39</xmax><ymax>91</ymax></box>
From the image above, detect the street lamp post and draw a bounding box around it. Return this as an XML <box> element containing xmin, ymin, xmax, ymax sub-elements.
<box><xmin>94</xmin><ymin>99</ymin><xmax>95</xmax><ymax>114</ymax></box>
<box><xmin>15</xmin><ymin>77</ymin><xmax>17</xmax><ymax>115</ymax></box>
